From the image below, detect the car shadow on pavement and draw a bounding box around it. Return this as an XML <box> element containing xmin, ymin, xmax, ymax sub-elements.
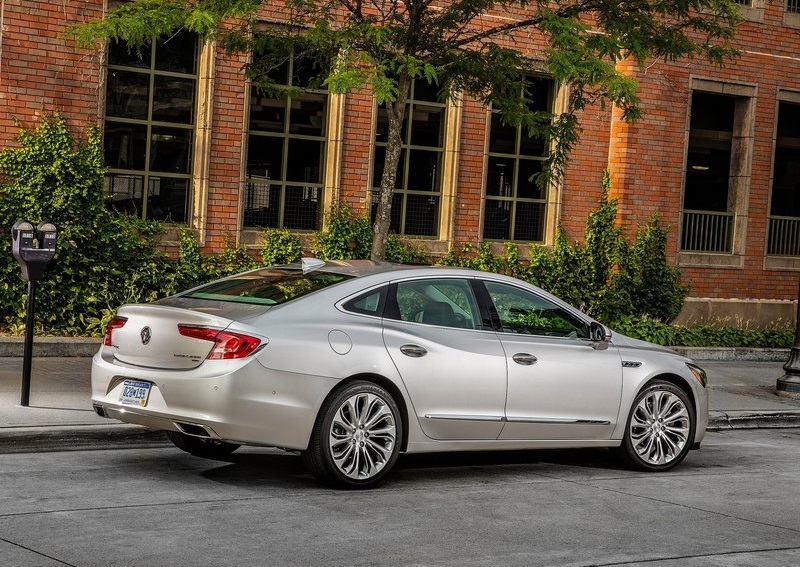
<box><xmin>190</xmin><ymin>447</ymin><xmax>624</xmax><ymax>490</ymax></box>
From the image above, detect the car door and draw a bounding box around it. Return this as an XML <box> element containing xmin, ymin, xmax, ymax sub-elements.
<box><xmin>382</xmin><ymin>277</ymin><xmax>508</xmax><ymax>440</ymax></box>
<box><xmin>480</xmin><ymin>280</ymin><xmax>623</xmax><ymax>441</ymax></box>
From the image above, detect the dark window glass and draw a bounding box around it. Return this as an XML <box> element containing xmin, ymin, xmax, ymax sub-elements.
<box><xmin>286</xmin><ymin>139</ymin><xmax>322</xmax><ymax>183</ymax></box>
<box><xmin>108</xmin><ymin>40</ymin><xmax>151</xmax><ymax>68</ymax></box>
<box><xmin>245</xmin><ymin>47</ymin><xmax>328</xmax><ymax>230</ymax></box>
<box><xmin>154</xmin><ymin>30</ymin><xmax>197</xmax><ymax>74</ymax></box>
<box><xmin>410</xmin><ymin>105</ymin><xmax>443</xmax><ymax>146</ymax></box>
<box><xmin>289</xmin><ymin>94</ymin><xmax>326</xmax><ymax>136</ymax></box>
<box><xmin>680</xmin><ymin>91</ymin><xmax>737</xmax><ymax>252</ymax></box>
<box><xmin>106</xmin><ymin>174</ymin><xmax>144</xmax><ymax>214</ymax></box>
<box><xmin>104</xmin><ymin>123</ymin><xmax>148</xmax><ymax>170</ymax></box>
<box><xmin>404</xmin><ymin>194</ymin><xmax>439</xmax><ymax>237</ymax></box>
<box><xmin>390</xmin><ymin>279</ymin><xmax>480</xmax><ymax>329</ymax></box>
<box><xmin>486</xmin><ymin>157</ymin><xmax>515</xmax><ymax>198</ymax></box>
<box><xmin>147</xmin><ymin>177</ymin><xmax>188</xmax><ymax>223</ymax></box>
<box><xmin>513</xmin><ymin>201</ymin><xmax>545</xmax><ymax>242</ymax></box>
<box><xmin>247</xmin><ymin>135</ymin><xmax>284</xmax><ymax>180</ymax></box>
<box><xmin>106</xmin><ymin>70</ymin><xmax>150</xmax><ymax>119</ymax></box>
<box><xmin>283</xmin><ymin>185</ymin><xmax>320</xmax><ymax>230</ymax></box>
<box><xmin>149</xmin><ymin>126</ymin><xmax>192</xmax><ymax>173</ymax></box>
<box><xmin>767</xmin><ymin>101</ymin><xmax>800</xmax><ymax>256</ymax></box>
<box><xmin>484</xmin><ymin>281</ymin><xmax>589</xmax><ymax>339</ymax></box>
<box><xmin>517</xmin><ymin>159</ymin><xmax>544</xmax><ymax>199</ymax></box>
<box><xmin>182</xmin><ymin>269</ymin><xmax>354</xmax><ymax>305</ymax></box>
<box><xmin>483</xmin><ymin>76</ymin><xmax>552</xmax><ymax>241</ymax></box>
<box><xmin>152</xmin><ymin>76</ymin><xmax>196</xmax><ymax>124</ymax></box>
<box><xmin>372</xmin><ymin>79</ymin><xmax>445</xmax><ymax>235</ymax></box>
<box><xmin>407</xmin><ymin>150</ymin><xmax>440</xmax><ymax>192</ymax></box>
<box><xmin>104</xmin><ymin>32</ymin><xmax>198</xmax><ymax>222</ymax></box>
<box><xmin>343</xmin><ymin>288</ymin><xmax>386</xmax><ymax>316</ymax></box>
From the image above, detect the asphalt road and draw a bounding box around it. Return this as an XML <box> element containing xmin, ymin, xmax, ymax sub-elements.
<box><xmin>1</xmin><ymin>429</ymin><xmax>800</xmax><ymax>567</ymax></box>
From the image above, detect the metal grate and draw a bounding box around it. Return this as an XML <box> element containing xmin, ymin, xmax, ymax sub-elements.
<box><xmin>789</xmin><ymin>0</ymin><xmax>800</xmax><ymax>14</ymax></box>
<box><xmin>768</xmin><ymin>216</ymin><xmax>800</xmax><ymax>256</ymax></box>
<box><xmin>680</xmin><ymin>210</ymin><xmax>733</xmax><ymax>253</ymax></box>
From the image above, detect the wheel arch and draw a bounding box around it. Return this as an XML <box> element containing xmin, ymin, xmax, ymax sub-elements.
<box><xmin>321</xmin><ymin>373</ymin><xmax>411</xmax><ymax>452</ymax></box>
<box><xmin>639</xmin><ymin>373</ymin><xmax>697</xmax><ymax>416</ymax></box>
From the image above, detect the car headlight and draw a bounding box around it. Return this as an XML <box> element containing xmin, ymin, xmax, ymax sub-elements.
<box><xmin>686</xmin><ymin>363</ymin><xmax>707</xmax><ymax>387</ymax></box>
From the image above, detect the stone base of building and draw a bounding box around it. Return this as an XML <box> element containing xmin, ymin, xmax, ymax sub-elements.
<box><xmin>673</xmin><ymin>298</ymin><xmax>797</xmax><ymax>329</ymax></box>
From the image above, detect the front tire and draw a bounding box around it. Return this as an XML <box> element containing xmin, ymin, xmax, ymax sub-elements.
<box><xmin>302</xmin><ymin>381</ymin><xmax>402</xmax><ymax>489</ymax></box>
<box><xmin>614</xmin><ymin>380</ymin><xmax>695</xmax><ymax>472</ymax></box>
<box><xmin>166</xmin><ymin>430</ymin><xmax>240</xmax><ymax>460</ymax></box>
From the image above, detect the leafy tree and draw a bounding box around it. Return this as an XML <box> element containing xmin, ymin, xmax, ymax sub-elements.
<box><xmin>72</xmin><ymin>0</ymin><xmax>740</xmax><ymax>260</ymax></box>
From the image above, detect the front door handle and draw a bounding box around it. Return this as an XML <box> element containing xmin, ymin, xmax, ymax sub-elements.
<box><xmin>512</xmin><ymin>353</ymin><xmax>538</xmax><ymax>366</ymax></box>
<box><xmin>400</xmin><ymin>344</ymin><xmax>427</xmax><ymax>358</ymax></box>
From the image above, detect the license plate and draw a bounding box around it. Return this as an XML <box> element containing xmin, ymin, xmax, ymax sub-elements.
<box><xmin>119</xmin><ymin>380</ymin><xmax>151</xmax><ymax>407</ymax></box>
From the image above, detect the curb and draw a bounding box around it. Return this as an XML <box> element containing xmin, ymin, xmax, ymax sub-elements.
<box><xmin>0</xmin><ymin>337</ymin><xmax>101</xmax><ymax>358</ymax></box>
<box><xmin>707</xmin><ymin>410</ymin><xmax>800</xmax><ymax>431</ymax></box>
<box><xmin>0</xmin><ymin>424</ymin><xmax>171</xmax><ymax>453</ymax></box>
<box><xmin>1</xmin><ymin>413</ymin><xmax>799</xmax><ymax>453</ymax></box>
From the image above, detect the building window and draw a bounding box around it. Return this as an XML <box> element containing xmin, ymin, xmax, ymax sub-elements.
<box><xmin>483</xmin><ymin>77</ymin><xmax>553</xmax><ymax>242</ymax></box>
<box><xmin>371</xmin><ymin>80</ymin><xmax>445</xmax><ymax>237</ymax></box>
<box><xmin>680</xmin><ymin>92</ymin><xmax>736</xmax><ymax>253</ymax></box>
<box><xmin>104</xmin><ymin>30</ymin><xmax>198</xmax><ymax>223</ymax></box>
<box><xmin>244</xmin><ymin>51</ymin><xmax>327</xmax><ymax>230</ymax></box>
<box><xmin>768</xmin><ymin>101</ymin><xmax>800</xmax><ymax>256</ymax></box>
<box><xmin>789</xmin><ymin>0</ymin><xmax>800</xmax><ymax>14</ymax></box>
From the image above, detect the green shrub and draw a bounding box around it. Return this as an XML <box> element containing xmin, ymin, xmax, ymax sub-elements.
<box><xmin>175</xmin><ymin>230</ymin><xmax>260</xmax><ymax>289</ymax></box>
<box><xmin>614</xmin><ymin>316</ymin><xmax>794</xmax><ymax>348</ymax></box>
<box><xmin>439</xmin><ymin>171</ymin><xmax>688</xmax><ymax>326</ymax></box>
<box><xmin>261</xmin><ymin>227</ymin><xmax>302</xmax><ymax>266</ymax></box>
<box><xmin>0</xmin><ymin>113</ymin><xmax>177</xmax><ymax>336</ymax></box>
<box><xmin>312</xmin><ymin>202</ymin><xmax>372</xmax><ymax>260</ymax></box>
<box><xmin>313</xmin><ymin>201</ymin><xmax>430</xmax><ymax>263</ymax></box>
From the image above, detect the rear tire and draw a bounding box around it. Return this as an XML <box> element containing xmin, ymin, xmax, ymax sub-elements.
<box><xmin>614</xmin><ymin>380</ymin><xmax>695</xmax><ymax>472</ymax></box>
<box><xmin>166</xmin><ymin>430</ymin><xmax>240</xmax><ymax>460</ymax></box>
<box><xmin>302</xmin><ymin>381</ymin><xmax>402</xmax><ymax>489</ymax></box>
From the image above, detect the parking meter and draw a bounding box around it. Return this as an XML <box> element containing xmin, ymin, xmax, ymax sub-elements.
<box><xmin>11</xmin><ymin>220</ymin><xmax>57</xmax><ymax>281</ymax></box>
<box><xmin>11</xmin><ymin>219</ymin><xmax>57</xmax><ymax>407</ymax></box>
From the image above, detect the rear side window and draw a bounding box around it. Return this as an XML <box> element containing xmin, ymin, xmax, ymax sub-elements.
<box><xmin>342</xmin><ymin>286</ymin><xmax>387</xmax><ymax>316</ymax></box>
<box><xmin>180</xmin><ymin>268</ymin><xmax>353</xmax><ymax>305</ymax></box>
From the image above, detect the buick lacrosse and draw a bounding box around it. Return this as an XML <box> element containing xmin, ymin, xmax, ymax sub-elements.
<box><xmin>92</xmin><ymin>259</ymin><xmax>708</xmax><ymax>488</ymax></box>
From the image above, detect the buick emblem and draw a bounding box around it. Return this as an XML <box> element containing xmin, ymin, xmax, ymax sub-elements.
<box><xmin>140</xmin><ymin>326</ymin><xmax>152</xmax><ymax>345</ymax></box>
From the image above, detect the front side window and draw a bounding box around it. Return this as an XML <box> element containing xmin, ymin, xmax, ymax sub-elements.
<box><xmin>372</xmin><ymin>80</ymin><xmax>445</xmax><ymax>237</ymax></box>
<box><xmin>387</xmin><ymin>279</ymin><xmax>481</xmax><ymax>330</ymax></box>
<box><xmin>104</xmin><ymin>31</ymin><xmax>198</xmax><ymax>222</ymax></box>
<box><xmin>768</xmin><ymin>101</ymin><xmax>800</xmax><ymax>256</ymax></box>
<box><xmin>245</xmin><ymin>50</ymin><xmax>328</xmax><ymax>230</ymax></box>
<box><xmin>483</xmin><ymin>281</ymin><xmax>589</xmax><ymax>339</ymax></box>
<box><xmin>483</xmin><ymin>77</ymin><xmax>553</xmax><ymax>242</ymax></box>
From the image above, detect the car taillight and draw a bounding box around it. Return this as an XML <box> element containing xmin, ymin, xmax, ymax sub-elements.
<box><xmin>103</xmin><ymin>316</ymin><xmax>128</xmax><ymax>346</ymax></box>
<box><xmin>177</xmin><ymin>325</ymin><xmax>262</xmax><ymax>359</ymax></box>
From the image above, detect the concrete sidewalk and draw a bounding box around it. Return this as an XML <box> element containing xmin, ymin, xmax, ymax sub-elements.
<box><xmin>1</xmin><ymin>353</ymin><xmax>800</xmax><ymax>454</ymax></box>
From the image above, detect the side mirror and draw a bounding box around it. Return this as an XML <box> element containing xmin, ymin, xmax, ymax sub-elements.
<box><xmin>590</xmin><ymin>322</ymin><xmax>611</xmax><ymax>350</ymax></box>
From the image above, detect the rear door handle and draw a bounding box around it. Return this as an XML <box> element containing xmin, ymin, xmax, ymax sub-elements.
<box><xmin>512</xmin><ymin>353</ymin><xmax>538</xmax><ymax>366</ymax></box>
<box><xmin>400</xmin><ymin>344</ymin><xmax>427</xmax><ymax>358</ymax></box>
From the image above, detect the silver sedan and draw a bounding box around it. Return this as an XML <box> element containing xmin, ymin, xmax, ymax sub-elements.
<box><xmin>91</xmin><ymin>259</ymin><xmax>708</xmax><ymax>488</ymax></box>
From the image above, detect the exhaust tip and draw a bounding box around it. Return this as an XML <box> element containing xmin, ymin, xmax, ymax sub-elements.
<box><xmin>93</xmin><ymin>405</ymin><xmax>107</xmax><ymax>418</ymax></box>
<box><xmin>174</xmin><ymin>422</ymin><xmax>212</xmax><ymax>438</ymax></box>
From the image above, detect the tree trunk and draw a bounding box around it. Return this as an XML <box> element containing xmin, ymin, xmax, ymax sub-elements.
<box><xmin>371</xmin><ymin>72</ymin><xmax>411</xmax><ymax>261</ymax></box>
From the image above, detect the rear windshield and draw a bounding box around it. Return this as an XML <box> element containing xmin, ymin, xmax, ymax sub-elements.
<box><xmin>180</xmin><ymin>268</ymin><xmax>354</xmax><ymax>305</ymax></box>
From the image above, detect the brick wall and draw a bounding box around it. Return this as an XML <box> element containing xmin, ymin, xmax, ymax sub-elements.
<box><xmin>0</xmin><ymin>1</ymin><xmax>103</xmax><ymax>144</ymax></box>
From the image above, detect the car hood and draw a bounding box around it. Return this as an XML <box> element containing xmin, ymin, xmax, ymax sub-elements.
<box><xmin>610</xmin><ymin>332</ymin><xmax>683</xmax><ymax>357</ymax></box>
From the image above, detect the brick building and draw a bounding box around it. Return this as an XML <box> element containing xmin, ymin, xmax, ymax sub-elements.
<box><xmin>1</xmin><ymin>1</ymin><xmax>799</xmax><ymax>325</ymax></box>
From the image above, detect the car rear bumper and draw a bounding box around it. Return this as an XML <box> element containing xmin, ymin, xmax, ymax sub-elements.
<box><xmin>91</xmin><ymin>349</ymin><xmax>338</xmax><ymax>450</ymax></box>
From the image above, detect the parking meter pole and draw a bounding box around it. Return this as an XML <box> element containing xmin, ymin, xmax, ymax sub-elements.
<box><xmin>20</xmin><ymin>280</ymin><xmax>36</xmax><ymax>407</ymax></box>
<box><xmin>778</xmin><ymin>278</ymin><xmax>800</xmax><ymax>394</ymax></box>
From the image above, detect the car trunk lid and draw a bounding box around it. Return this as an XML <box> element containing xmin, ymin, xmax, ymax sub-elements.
<box><xmin>109</xmin><ymin>304</ymin><xmax>236</xmax><ymax>370</ymax></box>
